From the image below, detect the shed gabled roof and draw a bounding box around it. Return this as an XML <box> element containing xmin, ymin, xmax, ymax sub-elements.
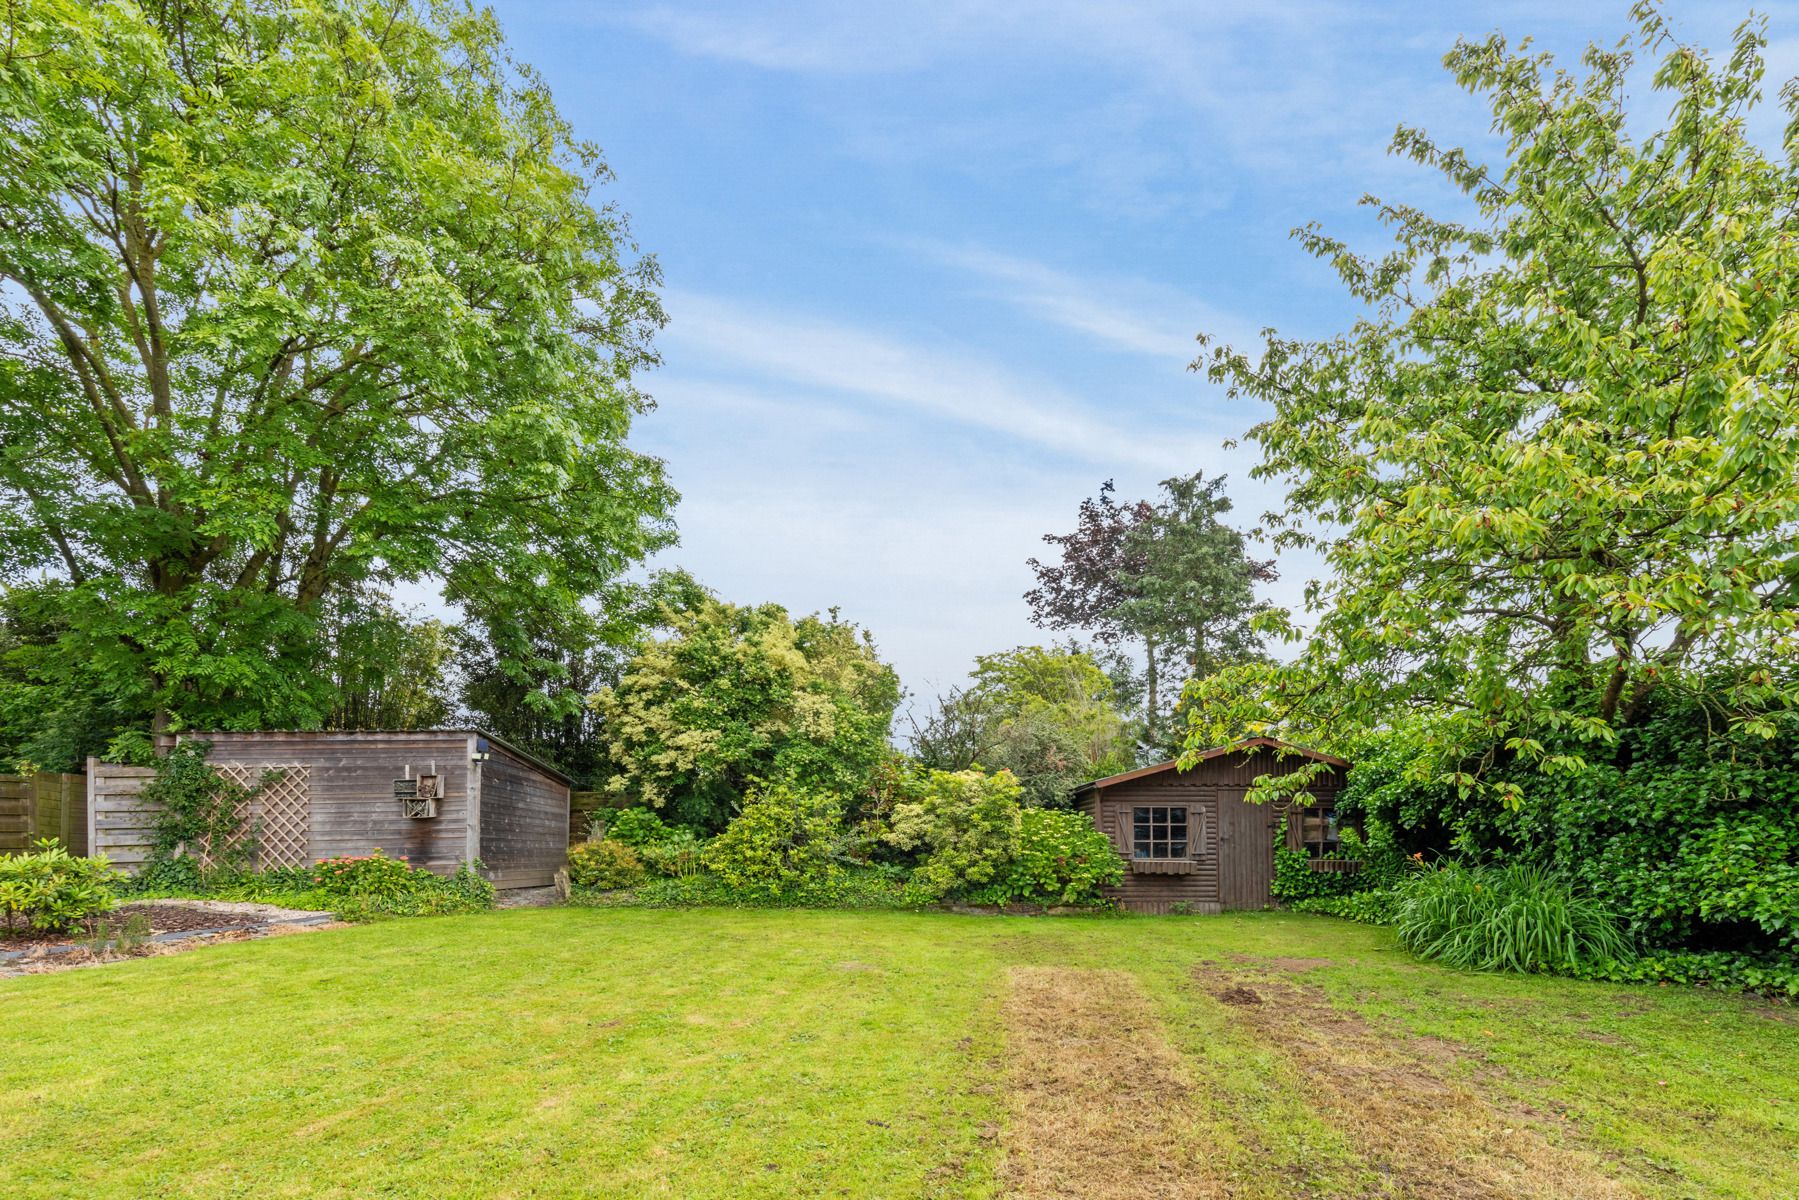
<box><xmin>1073</xmin><ymin>737</ymin><xmax>1349</xmax><ymax>795</ymax></box>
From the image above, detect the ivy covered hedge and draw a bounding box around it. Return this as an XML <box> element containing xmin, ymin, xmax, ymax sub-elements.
<box><xmin>1306</xmin><ymin>695</ymin><xmax>1799</xmax><ymax>994</ymax></box>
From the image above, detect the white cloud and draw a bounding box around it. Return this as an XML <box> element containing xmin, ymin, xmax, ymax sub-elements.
<box><xmin>910</xmin><ymin>240</ymin><xmax>1254</xmax><ymax>360</ymax></box>
<box><xmin>660</xmin><ymin>290</ymin><xmax>1230</xmax><ymax>474</ymax></box>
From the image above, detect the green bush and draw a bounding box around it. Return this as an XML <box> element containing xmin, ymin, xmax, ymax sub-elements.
<box><xmin>884</xmin><ymin>767</ymin><xmax>1022</xmax><ymax>899</ymax></box>
<box><xmin>567</xmin><ymin>839</ymin><xmax>648</xmax><ymax>890</ymax></box>
<box><xmin>1339</xmin><ymin>702</ymin><xmax>1799</xmax><ymax>968</ymax></box>
<box><xmin>1393</xmin><ymin>863</ymin><xmax>1634</xmax><ymax>974</ymax></box>
<box><xmin>1289</xmin><ymin>889</ymin><xmax>1400</xmax><ymax>924</ymax></box>
<box><xmin>326</xmin><ymin>861</ymin><xmax>495</xmax><ymax>921</ymax></box>
<box><xmin>603</xmin><ymin>807</ymin><xmax>675</xmax><ymax>847</ymax></box>
<box><xmin>312</xmin><ymin>851</ymin><xmax>424</xmax><ymax>900</ymax></box>
<box><xmin>703</xmin><ymin>782</ymin><xmax>842</xmax><ymax>897</ymax></box>
<box><xmin>308</xmin><ymin>851</ymin><xmax>495</xmax><ymax>919</ymax></box>
<box><xmin>0</xmin><ymin>840</ymin><xmax>122</xmax><ymax>933</ymax></box>
<box><xmin>1570</xmin><ymin>949</ymin><xmax>1799</xmax><ymax>998</ymax></box>
<box><xmin>964</xmin><ymin>808</ymin><xmax>1122</xmax><ymax>906</ymax></box>
<box><xmin>587</xmin><ymin>867</ymin><xmax>934</xmax><ymax>911</ymax></box>
<box><xmin>638</xmin><ymin>828</ymin><xmax>706</xmax><ymax>878</ymax></box>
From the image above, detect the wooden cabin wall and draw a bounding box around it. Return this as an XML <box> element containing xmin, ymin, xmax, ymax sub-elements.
<box><xmin>1079</xmin><ymin>774</ymin><xmax>1223</xmax><ymax>914</ymax></box>
<box><xmin>1080</xmin><ymin>747</ymin><xmax>1347</xmax><ymax>914</ymax></box>
<box><xmin>477</xmin><ymin>746</ymin><xmax>570</xmax><ymax>889</ymax></box>
<box><xmin>185</xmin><ymin>731</ymin><xmax>475</xmax><ymax>877</ymax></box>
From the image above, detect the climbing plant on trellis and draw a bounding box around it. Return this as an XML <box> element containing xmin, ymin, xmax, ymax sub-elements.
<box><xmin>212</xmin><ymin>765</ymin><xmax>310</xmax><ymax>869</ymax></box>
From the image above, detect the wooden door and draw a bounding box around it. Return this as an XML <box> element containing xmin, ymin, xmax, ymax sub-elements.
<box><xmin>1217</xmin><ymin>789</ymin><xmax>1278</xmax><ymax>910</ymax></box>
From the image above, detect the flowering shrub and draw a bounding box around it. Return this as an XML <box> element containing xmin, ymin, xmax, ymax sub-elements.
<box><xmin>312</xmin><ymin>851</ymin><xmax>422</xmax><ymax>899</ymax></box>
<box><xmin>567</xmin><ymin>839</ymin><xmax>647</xmax><ymax>890</ymax></box>
<box><xmin>0</xmin><ymin>840</ymin><xmax>121</xmax><ymax>933</ymax></box>
<box><xmin>309</xmin><ymin>851</ymin><xmax>494</xmax><ymax>918</ymax></box>
<box><xmin>964</xmin><ymin>808</ymin><xmax>1122</xmax><ymax>906</ymax></box>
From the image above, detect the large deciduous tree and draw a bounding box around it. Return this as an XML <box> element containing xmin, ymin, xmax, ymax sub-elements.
<box><xmin>1027</xmin><ymin>473</ymin><xmax>1269</xmax><ymax>744</ymax></box>
<box><xmin>0</xmin><ymin>1</ymin><xmax>674</xmax><ymax>734</ymax></box>
<box><xmin>907</xmin><ymin>644</ymin><xmax>1135</xmax><ymax>807</ymax></box>
<box><xmin>1187</xmin><ymin>9</ymin><xmax>1799</xmax><ymax>803</ymax></box>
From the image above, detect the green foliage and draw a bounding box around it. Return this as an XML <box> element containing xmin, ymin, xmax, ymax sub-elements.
<box><xmin>0</xmin><ymin>839</ymin><xmax>121</xmax><ymax>933</ymax></box>
<box><xmin>962</xmin><ymin>808</ymin><xmax>1122</xmax><ymax>906</ymax></box>
<box><xmin>1027</xmin><ymin>475</ymin><xmax>1271</xmax><ymax>747</ymax></box>
<box><xmin>1569</xmin><ymin>949</ymin><xmax>1799</xmax><ymax>999</ymax></box>
<box><xmin>584</xmin><ymin>867</ymin><xmax>933</xmax><ymax>912</ymax></box>
<box><xmin>457</xmin><ymin>571</ymin><xmax>709</xmax><ymax>787</ymax></box>
<box><xmin>327</xmin><ymin>862</ymin><xmax>495</xmax><ymax>922</ymax></box>
<box><xmin>702</xmin><ymin>782</ymin><xmax>843</xmax><ymax>898</ymax></box>
<box><xmin>910</xmin><ymin>646</ymin><xmax>1137</xmax><ymax>808</ymax></box>
<box><xmin>1272</xmin><ymin>846</ymin><xmax>1357</xmax><ymax>902</ymax></box>
<box><xmin>604</xmin><ymin>808</ymin><xmax>677</xmax><ymax>848</ymax></box>
<box><xmin>0</xmin><ymin>581</ymin><xmax>143</xmax><ymax>772</ymax></box>
<box><xmin>319</xmin><ymin>595</ymin><xmax>456</xmax><ymax>732</ymax></box>
<box><xmin>309</xmin><ymin>853</ymin><xmax>494</xmax><ymax>920</ymax></box>
<box><xmin>885</xmin><ymin>768</ymin><xmax>1023</xmax><ymax>900</ymax></box>
<box><xmin>139</xmin><ymin>740</ymin><xmax>274</xmax><ymax>872</ymax></box>
<box><xmin>1393</xmin><ymin>863</ymin><xmax>1634</xmax><ymax>975</ymax></box>
<box><xmin>566</xmin><ymin>840</ymin><xmax>649</xmax><ymax>891</ymax></box>
<box><xmin>592</xmin><ymin>600</ymin><xmax>901</xmax><ymax>831</ymax></box>
<box><xmin>1187</xmin><ymin>10</ymin><xmax>1799</xmax><ymax>796</ymax></box>
<box><xmin>1288</xmin><ymin>890</ymin><xmax>1402</xmax><ymax>925</ymax></box>
<box><xmin>0</xmin><ymin>0</ymin><xmax>673</xmax><ymax>742</ymax></box>
<box><xmin>311</xmin><ymin>852</ymin><xmax>427</xmax><ymax>902</ymax></box>
<box><xmin>638</xmin><ymin>829</ymin><xmax>706</xmax><ymax>879</ymax></box>
<box><xmin>1339</xmin><ymin>700</ymin><xmax>1799</xmax><ymax>985</ymax></box>
<box><xmin>1271</xmin><ymin>818</ymin><xmax>1416</xmax><ymax>903</ymax></box>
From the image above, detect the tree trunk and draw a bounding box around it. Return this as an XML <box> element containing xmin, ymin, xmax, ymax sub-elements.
<box><xmin>1144</xmin><ymin>635</ymin><xmax>1159</xmax><ymax>747</ymax></box>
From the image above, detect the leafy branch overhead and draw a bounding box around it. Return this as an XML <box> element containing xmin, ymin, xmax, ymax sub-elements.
<box><xmin>1187</xmin><ymin>7</ymin><xmax>1799</xmax><ymax>800</ymax></box>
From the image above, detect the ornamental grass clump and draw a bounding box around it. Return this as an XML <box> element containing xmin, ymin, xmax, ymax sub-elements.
<box><xmin>1394</xmin><ymin>862</ymin><xmax>1633</xmax><ymax>974</ymax></box>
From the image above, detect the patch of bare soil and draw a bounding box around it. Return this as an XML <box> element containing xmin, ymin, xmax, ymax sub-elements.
<box><xmin>1195</xmin><ymin>964</ymin><xmax>1646</xmax><ymax>1200</ymax></box>
<box><xmin>1000</xmin><ymin>966</ymin><xmax>1230</xmax><ymax>1200</ymax></box>
<box><xmin>1229</xmin><ymin>954</ymin><xmax>1335</xmax><ymax>972</ymax></box>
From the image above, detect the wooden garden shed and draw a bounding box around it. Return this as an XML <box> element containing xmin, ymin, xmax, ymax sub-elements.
<box><xmin>90</xmin><ymin>730</ymin><xmax>572</xmax><ymax>890</ymax></box>
<box><xmin>1073</xmin><ymin>738</ymin><xmax>1351</xmax><ymax>914</ymax></box>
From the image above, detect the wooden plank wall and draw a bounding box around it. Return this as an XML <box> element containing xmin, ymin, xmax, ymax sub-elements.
<box><xmin>1078</xmin><ymin>748</ymin><xmax>1346</xmax><ymax>914</ymax></box>
<box><xmin>0</xmin><ymin>773</ymin><xmax>90</xmax><ymax>855</ymax></box>
<box><xmin>480</xmin><ymin>748</ymin><xmax>571</xmax><ymax>889</ymax></box>
<box><xmin>188</xmin><ymin>732</ymin><xmax>474</xmax><ymax>876</ymax></box>
<box><xmin>87</xmin><ymin>761</ymin><xmax>158</xmax><ymax>872</ymax></box>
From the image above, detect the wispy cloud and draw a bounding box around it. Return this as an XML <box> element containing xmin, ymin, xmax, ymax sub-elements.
<box><xmin>661</xmin><ymin>290</ymin><xmax>1228</xmax><ymax>474</ymax></box>
<box><xmin>911</xmin><ymin>241</ymin><xmax>1255</xmax><ymax>361</ymax></box>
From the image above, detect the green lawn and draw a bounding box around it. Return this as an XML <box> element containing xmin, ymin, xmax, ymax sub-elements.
<box><xmin>1</xmin><ymin>909</ymin><xmax>1791</xmax><ymax>1198</ymax></box>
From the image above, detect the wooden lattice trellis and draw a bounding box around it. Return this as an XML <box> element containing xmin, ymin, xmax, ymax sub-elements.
<box><xmin>211</xmin><ymin>764</ymin><xmax>311</xmax><ymax>869</ymax></box>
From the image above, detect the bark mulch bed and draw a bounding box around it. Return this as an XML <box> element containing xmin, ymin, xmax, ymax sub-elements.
<box><xmin>1</xmin><ymin>900</ymin><xmax>337</xmax><ymax>976</ymax></box>
<box><xmin>0</xmin><ymin>902</ymin><xmax>266</xmax><ymax>950</ymax></box>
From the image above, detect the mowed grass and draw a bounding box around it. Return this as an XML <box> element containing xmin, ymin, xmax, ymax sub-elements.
<box><xmin>0</xmin><ymin>909</ymin><xmax>1791</xmax><ymax>1199</ymax></box>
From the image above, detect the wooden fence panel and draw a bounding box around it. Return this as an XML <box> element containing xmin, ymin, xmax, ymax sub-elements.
<box><xmin>0</xmin><ymin>772</ymin><xmax>88</xmax><ymax>854</ymax></box>
<box><xmin>569</xmin><ymin>789</ymin><xmax>629</xmax><ymax>845</ymax></box>
<box><xmin>88</xmin><ymin>760</ymin><xmax>158</xmax><ymax>872</ymax></box>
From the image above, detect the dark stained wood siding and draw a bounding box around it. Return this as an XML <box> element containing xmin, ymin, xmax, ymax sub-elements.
<box><xmin>477</xmin><ymin>745</ymin><xmax>571</xmax><ymax>889</ymax></box>
<box><xmin>1077</xmin><ymin>745</ymin><xmax>1346</xmax><ymax>914</ymax></box>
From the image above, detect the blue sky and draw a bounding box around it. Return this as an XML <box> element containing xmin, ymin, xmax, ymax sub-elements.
<box><xmin>484</xmin><ymin>1</ymin><xmax>1799</xmax><ymax>703</ymax></box>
